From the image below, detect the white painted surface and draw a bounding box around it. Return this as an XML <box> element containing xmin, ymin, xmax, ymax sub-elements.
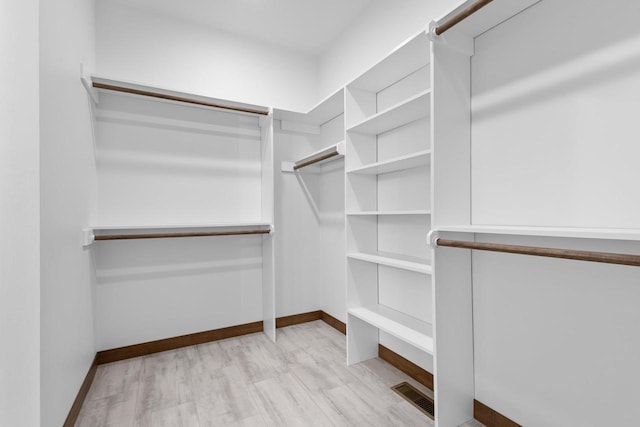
<box><xmin>102</xmin><ymin>0</ymin><xmax>372</xmax><ymax>55</ymax></box>
<box><xmin>96</xmin><ymin>0</ymin><xmax>318</xmax><ymax>112</ymax></box>
<box><xmin>39</xmin><ymin>0</ymin><xmax>98</xmax><ymax>425</ymax></box>
<box><xmin>319</xmin><ymin>0</ymin><xmax>460</xmax><ymax>98</ymax></box>
<box><xmin>0</xmin><ymin>1</ymin><xmax>40</xmax><ymax>425</ymax></box>
<box><xmin>273</xmin><ymin>125</ymin><xmax>322</xmax><ymax>318</ymax></box>
<box><xmin>94</xmin><ymin>236</ymin><xmax>263</xmax><ymax>349</ymax></box>
<box><xmin>465</xmin><ymin>1</ymin><xmax>640</xmax><ymax>425</ymax></box>
<box><xmin>472</xmin><ymin>0</ymin><xmax>640</xmax><ymax>229</ymax></box>
<box><xmin>94</xmin><ymin>92</ymin><xmax>263</xmax><ymax>226</ymax></box>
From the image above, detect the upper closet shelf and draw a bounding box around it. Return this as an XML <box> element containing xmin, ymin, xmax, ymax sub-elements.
<box><xmin>434</xmin><ymin>225</ymin><xmax>640</xmax><ymax>242</ymax></box>
<box><xmin>83</xmin><ymin>222</ymin><xmax>272</xmax><ymax>246</ymax></box>
<box><xmin>349</xmin><ymin>31</ymin><xmax>430</xmax><ymax>93</ymax></box>
<box><xmin>82</xmin><ymin>75</ymin><xmax>270</xmax><ymax>116</ymax></box>
<box><xmin>347</xmin><ymin>210</ymin><xmax>431</xmax><ymax>216</ymax></box>
<box><xmin>347</xmin><ymin>150</ymin><xmax>430</xmax><ymax>175</ymax></box>
<box><xmin>347</xmin><ymin>90</ymin><xmax>431</xmax><ymax>135</ymax></box>
<box><xmin>282</xmin><ymin>142</ymin><xmax>345</xmax><ymax>173</ymax></box>
<box><xmin>274</xmin><ymin>88</ymin><xmax>344</xmax><ymax>126</ymax></box>
<box><xmin>348</xmin><ymin>304</ymin><xmax>433</xmax><ymax>354</ymax></box>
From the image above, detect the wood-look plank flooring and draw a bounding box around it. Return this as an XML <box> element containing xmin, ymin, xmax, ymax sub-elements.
<box><xmin>76</xmin><ymin>320</ymin><xmax>441</xmax><ymax>426</ymax></box>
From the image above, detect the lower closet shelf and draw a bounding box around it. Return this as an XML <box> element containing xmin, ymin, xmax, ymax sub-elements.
<box><xmin>348</xmin><ymin>304</ymin><xmax>434</xmax><ymax>354</ymax></box>
<box><xmin>347</xmin><ymin>251</ymin><xmax>432</xmax><ymax>274</ymax></box>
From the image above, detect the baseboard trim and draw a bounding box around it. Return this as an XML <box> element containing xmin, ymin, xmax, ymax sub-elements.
<box><xmin>62</xmin><ymin>354</ymin><xmax>98</xmax><ymax>427</ymax></box>
<box><xmin>276</xmin><ymin>310</ymin><xmax>322</xmax><ymax>328</ymax></box>
<box><xmin>96</xmin><ymin>320</ymin><xmax>264</xmax><ymax>365</ymax></box>
<box><xmin>474</xmin><ymin>399</ymin><xmax>522</xmax><ymax>427</ymax></box>
<box><xmin>320</xmin><ymin>311</ymin><xmax>347</xmax><ymax>334</ymax></box>
<box><xmin>378</xmin><ymin>344</ymin><xmax>434</xmax><ymax>391</ymax></box>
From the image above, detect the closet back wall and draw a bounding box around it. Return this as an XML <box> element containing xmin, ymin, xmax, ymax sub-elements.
<box><xmin>470</xmin><ymin>1</ymin><xmax>640</xmax><ymax>425</ymax></box>
<box><xmin>96</xmin><ymin>0</ymin><xmax>318</xmax><ymax>112</ymax></box>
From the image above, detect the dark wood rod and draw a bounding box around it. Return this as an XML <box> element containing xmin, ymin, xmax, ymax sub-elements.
<box><xmin>436</xmin><ymin>238</ymin><xmax>640</xmax><ymax>267</ymax></box>
<box><xmin>92</xmin><ymin>82</ymin><xmax>269</xmax><ymax>116</ymax></box>
<box><xmin>435</xmin><ymin>0</ymin><xmax>493</xmax><ymax>35</ymax></box>
<box><xmin>95</xmin><ymin>229</ymin><xmax>270</xmax><ymax>241</ymax></box>
<box><xmin>293</xmin><ymin>150</ymin><xmax>339</xmax><ymax>171</ymax></box>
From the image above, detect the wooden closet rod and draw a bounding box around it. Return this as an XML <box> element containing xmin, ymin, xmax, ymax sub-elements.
<box><xmin>293</xmin><ymin>150</ymin><xmax>340</xmax><ymax>171</ymax></box>
<box><xmin>92</xmin><ymin>82</ymin><xmax>269</xmax><ymax>116</ymax></box>
<box><xmin>95</xmin><ymin>229</ymin><xmax>270</xmax><ymax>241</ymax></box>
<box><xmin>434</xmin><ymin>0</ymin><xmax>493</xmax><ymax>35</ymax></box>
<box><xmin>435</xmin><ymin>238</ymin><xmax>640</xmax><ymax>267</ymax></box>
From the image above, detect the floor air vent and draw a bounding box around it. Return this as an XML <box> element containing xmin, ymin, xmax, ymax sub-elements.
<box><xmin>391</xmin><ymin>382</ymin><xmax>435</xmax><ymax>419</ymax></box>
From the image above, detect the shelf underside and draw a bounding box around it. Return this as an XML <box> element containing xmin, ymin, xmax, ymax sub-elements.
<box><xmin>349</xmin><ymin>304</ymin><xmax>433</xmax><ymax>354</ymax></box>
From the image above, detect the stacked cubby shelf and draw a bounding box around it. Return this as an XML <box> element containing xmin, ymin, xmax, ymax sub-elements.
<box><xmin>345</xmin><ymin>31</ymin><xmax>433</xmax><ymax>366</ymax></box>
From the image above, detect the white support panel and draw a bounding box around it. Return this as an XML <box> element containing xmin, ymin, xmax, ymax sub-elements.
<box><xmin>347</xmin><ymin>90</ymin><xmax>431</xmax><ymax>135</ymax></box>
<box><xmin>348</xmin><ymin>304</ymin><xmax>434</xmax><ymax>354</ymax></box>
<box><xmin>347</xmin><ymin>251</ymin><xmax>432</xmax><ymax>275</ymax></box>
<box><xmin>436</xmin><ymin>225</ymin><xmax>640</xmax><ymax>242</ymax></box>
<box><xmin>261</xmin><ymin>111</ymin><xmax>276</xmax><ymax>342</ymax></box>
<box><xmin>281</xmin><ymin>141</ymin><xmax>345</xmax><ymax>173</ymax></box>
<box><xmin>347</xmin><ymin>210</ymin><xmax>431</xmax><ymax>216</ymax></box>
<box><xmin>347</xmin><ymin>314</ymin><xmax>380</xmax><ymax>365</ymax></box>
<box><xmin>349</xmin><ymin>31</ymin><xmax>430</xmax><ymax>93</ymax></box>
<box><xmin>347</xmin><ymin>150</ymin><xmax>431</xmax><ymax>175</ymax></box>
<box><xmin>274</xmin><ymin>88</ymin><xmax>344</xmax><ymax>126</ymax></box>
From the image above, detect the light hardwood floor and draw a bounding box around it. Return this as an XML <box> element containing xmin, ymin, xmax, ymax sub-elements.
<box><xmin>76</xmin><ymin>320</ymin><xmax>440</xmax><ymax>426</ymax></box>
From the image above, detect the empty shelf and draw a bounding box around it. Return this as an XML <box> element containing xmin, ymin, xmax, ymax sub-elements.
<box><xmin>347</xmin><ymin>251</ymin><xmax>432</xmax><ymax>274</ymax></box>
<box><xmin>347</xmin><ymin>90</ymin><xmax>431</xmax><ymax>135</ymax></box>
<box><xmin>347</xmin><ymin>210</ymin><xmax>431</xmax><ymax>216</ymax></box>
<box><xmin>347</xmin><ymin>150</ymin><xmax>431</xmax><ymax>175</ymax></box>
<box><xmin>282</xmin><ymin>142</ymin><xmax>345</xmax><ymax>172</ymax></box>
<box><xmin>348</xmin><ymin>304</ymin><xmax>433</xmax><ymax>354</ymax></box>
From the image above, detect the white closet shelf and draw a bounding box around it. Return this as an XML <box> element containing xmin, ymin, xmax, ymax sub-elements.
<box><xmin>348</xmin><ymin>304</ymin><xmax>434</xmax><ymax>354</ymax></box>
<box><xmin>347</xmin><ymin>90</ymin><xmax>431</xmax><ymax>136</ymax></box>
<box><xmin>84</xmin><ymin>222</ymin><xmax>272</xmax><ymax>245</ymax></box>
<box><xmin>347</xmin><ymin>150</ymin><xmax>431</xmax><ymax>175</ymax></box>
<box><xmin>347</xmin><ymin>251</ymin><xmax>432</xmax><ymax>274</ymax></box>
<box><xmin>83</xmin><ymin>75</ymin><xmax>270</xmax><ymax>116</ymax></box>
<box><xmin>435</xmin><ymin>225</ymin><xmax>640</xmax><ymax>242</ymax></box>
<box><xmin>347</xmin><ymin>210</ymin><xmax>431</xmax><ymax>216</ymax></box>
<box><xmin>348</xmin><ymin>31</ymin><xmax>430</xmax><ymax>93</ymax></box>
<box><xmin>274</xmin><ymin>88</ymin><xmax>344</xmax><ymax>126</ymax></box>
<box><xmin>281</xmin><ymin>142</ymin><xmax>345</xmax><ymax>173</ymax></box>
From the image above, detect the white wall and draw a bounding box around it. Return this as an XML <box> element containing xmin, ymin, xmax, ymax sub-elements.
<box><xmin>318</xmin><ymin>0</ymin><xmax>460</xmax><ymax>99</ymax></box>
<box><xmin>0</xmin><ymin>1</ymin><xmax>40</xmax><ymax>426</ymax></box>
<box><xmin>39</xmin><ymin>0</ymin><xmax>97</xmax><ymax>425</ymax></box>
<box><xmin>470</xmin><ymin>1</ymin><xmax>640</xmax><ymax>425</ymax></box>
<box><xmin>96</xmin><ymin>0</ymin><xmax>318</xmax><ymax>112</ymax></box>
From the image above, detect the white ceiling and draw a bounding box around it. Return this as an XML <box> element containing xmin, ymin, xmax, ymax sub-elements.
<box><xmin>107</xmin><ymin>0</ymin><xmax>373</xmax><ymax>55</ymax></box>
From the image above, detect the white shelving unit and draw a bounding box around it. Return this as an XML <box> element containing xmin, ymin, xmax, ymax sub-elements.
<box><xmin>347</xmin><ymin>90</ymin><xmax>431</xmax><ymax>135</ymax></box>
<box><xmin>345</xmin><ymin>30</ymin><xmax>433</xmax><ymax>370</ymax></box>
<box><xmin>83</xmin><ymin>75</ymin><xmax>277</xmax><ymax>344</ymax></box>
<box><xmin>347</xmin><ymin>251</ymin><xmax>431</xmax><ymax>274</ymax></box>
<box><xmin>348</xmin><ymin>305</ymin><xmax>433</xmax><ymax>354</ymax></box>
<box><xmin>346</xmin><ymin>150</ymin><xmax>431</xmax><ymax>175</ymax></box>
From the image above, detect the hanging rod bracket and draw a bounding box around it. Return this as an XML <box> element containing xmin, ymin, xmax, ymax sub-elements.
<box><xmin>427</xmin><ymin>230</ymin><xmax>440</xmax><ymax>249</ymax></box>
<box><xmin>428</xmin><ymin>21</ymin><xmax>474</xmax><ymax>57</ymax></box>
<box><xmin>82</xmin><ymin>228</ymin><xmax>95</xmax><ymax>247</ymax></box>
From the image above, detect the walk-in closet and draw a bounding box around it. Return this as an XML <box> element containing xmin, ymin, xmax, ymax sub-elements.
<box><xmin>4</xmin><ymin>0</ymin><xmax>640</xmax><ymax>426</ymax></box>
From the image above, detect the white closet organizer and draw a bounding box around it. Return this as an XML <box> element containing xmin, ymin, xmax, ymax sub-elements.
<box><xmin>345</xmin><ymin>31</ymin><xmax>433</xmax><ymax>368</ymax></box>
<box><xmin>273</xmin><ymin>88</ymin><xmax>347</xmax><ymax>327</ymax></box>
<box><xmin>81</xmin><ymin>75</ymin><xmax>277</xmax><ymax>344</ymax></box>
